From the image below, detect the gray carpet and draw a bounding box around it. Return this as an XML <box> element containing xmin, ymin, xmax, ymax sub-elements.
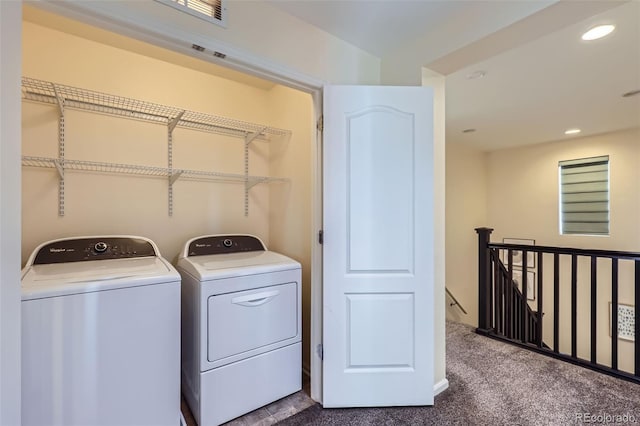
<box><xmin>280</xmin><ymin>321</ymin><xmax>640</xmax><ymax>425</ymax></box>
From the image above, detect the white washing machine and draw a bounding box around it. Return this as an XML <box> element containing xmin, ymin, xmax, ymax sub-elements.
<box><xmin>177</xmin><ymin>234</ymin><xmax>301</xmax><ymax>426</ymax></box>
<box><xmin>21</xmin><ymin>236</ymin><xmax>182</xmax><ymax>426</ymax></box>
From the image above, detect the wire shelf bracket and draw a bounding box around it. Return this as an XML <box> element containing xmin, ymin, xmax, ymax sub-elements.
<box><xmin>169</xmin><ymin>171</ymin><xmax>183</xmax><ymax>186</ymax></box>
<box><xmin>167</xmin><ymin>111</ymin><xmax>185</xmax><ymax>216</ymax></box>
<box><xmin>54</xmin><ymin>83</ymin><xmax>67</xmax><ymax>216</ymax></box>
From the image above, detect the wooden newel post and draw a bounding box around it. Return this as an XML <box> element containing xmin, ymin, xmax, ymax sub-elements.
<box><xmin>475</xmin><ymin>227</ymin><xmax>493</xmax><ymax>334</ymax></box>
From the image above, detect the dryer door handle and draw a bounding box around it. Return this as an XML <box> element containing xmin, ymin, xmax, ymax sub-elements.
<box><xmin>231</xmin><ymin>290</ymin><xmax>280</xmax><ymax>307</ymax></box>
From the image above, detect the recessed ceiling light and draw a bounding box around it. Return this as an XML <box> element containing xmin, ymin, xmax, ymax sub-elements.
<box><xmin>466</xmin><ymin>71</ymin><xmax>486</xmax><ymax>80</ymax></box>
<box><xmin>622</xmin><ymin>89</ymin><xmax>640</xmax><ymax>98</ymax></box>
<box><xmin>565</xmin><ymin>128</ymin><xmax>581</xmax><ymax>135</ymax></box>
<box><xmin>462</xmin><ymin>128</ymin><xmax>476</xmax><ymax>133</ymax></box>
<box><xmin>581</xmin><ymin>24</ymin><xmax>615</xmax><ymax>41</ymax></box>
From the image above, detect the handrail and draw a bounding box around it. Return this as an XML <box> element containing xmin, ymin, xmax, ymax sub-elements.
<box><xmin>445</xmin><ymin>287</ymin><xmax>468</xmax><ymax>315</ymax></box>
<box><xmin>489</xmin><ymin>242</ymin><xmax>640</xmax><ymax>260</ymax></box>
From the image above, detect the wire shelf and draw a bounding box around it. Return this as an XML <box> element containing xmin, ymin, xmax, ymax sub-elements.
<box><xmin>177</xmin><ymin>168</ymin><xmax>248</xmax><ymax>183</ymax></box>
<box><xmin>22</xmin><ymin>156</ymin><xmax>170</xmax><ymax>177</ymax></box>
<box><xmin>21</xmin><ymin>156</ymin><xmax>58</xmax><ymax>169</ymax></box>
<box><xmin>21</xmin><ymin>77</ymin><xmax>292</xmax><ymax>140</ymax></box>
<box><xmin>22</xmin><ymin>156</ymin><xmax>289</xmax><ymax>186</ymax></box>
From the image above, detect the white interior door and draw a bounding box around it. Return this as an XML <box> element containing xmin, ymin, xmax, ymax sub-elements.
<box><xmin>322</xmin><ymin>85</ymin><xmax>435</xmax><ymax>407</ymax></box>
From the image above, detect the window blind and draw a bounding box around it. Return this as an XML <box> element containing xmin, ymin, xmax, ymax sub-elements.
<box><xmin>156</xmin><ymin>0</ymin><xmax>225</xmax><ymax>26</ymax></box>
<box><xmin>559</xmin><ymin>155</ymin><xmax>609</xmax><ymax>235</ymax></box>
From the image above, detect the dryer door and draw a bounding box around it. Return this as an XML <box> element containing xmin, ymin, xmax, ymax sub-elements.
<box><xmin>207</xmin><ymin>281</ymin><xmax>298</xmax><ymax>366</ymax></box>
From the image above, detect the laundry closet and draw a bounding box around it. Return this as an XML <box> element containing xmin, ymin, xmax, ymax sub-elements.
<box><xmin>20</xmin><ymin>5</ymin><xmax>314</xmax><ymax>374</ymax></box>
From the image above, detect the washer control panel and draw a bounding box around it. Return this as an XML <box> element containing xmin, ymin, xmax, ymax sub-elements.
<box><xmin>33</xmin><ymin>237</ymin><xmax>157</xmax><ymax>264</ymax></box>
<box><xmin>188</xmin><ymin>235</ymin><xmax>265</xmax><ymax>256</ymax></box>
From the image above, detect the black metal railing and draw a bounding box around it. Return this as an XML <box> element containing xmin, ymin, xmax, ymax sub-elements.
<box><xmin>476</xmin><ymin>227</ymin><xmax>640</xmax><ymax>384</ymax></box>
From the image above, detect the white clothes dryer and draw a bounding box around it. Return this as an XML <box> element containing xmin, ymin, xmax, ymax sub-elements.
<box><xmin>177</xmin><ymin>234</ymin><xmax>301</xmax><ymax>426</ymax></box>
<box><xmin>21</xmin><ymin>236</ymin><xmax>181</xmax><ymax>426</ymax></box>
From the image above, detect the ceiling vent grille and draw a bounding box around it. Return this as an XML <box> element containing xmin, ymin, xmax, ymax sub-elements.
<box><xmin>156</xmin><ymin>0</ymin><xmax>226</xmax><ymax>27</ymax></box>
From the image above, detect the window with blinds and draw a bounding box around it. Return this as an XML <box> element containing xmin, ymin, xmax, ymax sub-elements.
<box><xmin>156</xmin><ymin>0</ymin><xmax>226</xmax><ymax>27</ymax></box>
<box><xmin>559</xmin><ymin>156</ymin><xmax>609</xmax><ymax>235</ymax></box>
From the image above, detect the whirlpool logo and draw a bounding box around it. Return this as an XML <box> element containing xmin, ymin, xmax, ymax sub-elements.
<box><xmin>49</xmin><ymin>247</ymin><xmax>74</xmax><ymax>253</ymax></box>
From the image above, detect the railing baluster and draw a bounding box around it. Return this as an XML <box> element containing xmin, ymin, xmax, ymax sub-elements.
<box><xmin>536</xmin><ymin>252</ymin><xmax>543</xmax><ymax>348</ymax></box>
<box><xmin>499</xmin><ymin>249</ymin><xmax>503</xmax><ymax>333</ymax></box>
<box><xmin>554</xmin><ymin>253</ymin><xmax>559</xmax><ymax>353</ymax></box>
<box><xmin>611</xmin><ymin>258</ymin><xmax>618</xmax><ymax>371</ymax></box>
<box><xmin>635</xmin><ymin>261</ymin><xmax>640</xmax><ymax>376</ymax></box>
<box><xmin>493</xmin><ymin>249</ymin><xmax>500</xmax><ymax>333</ymax></box>
<box><xmin>507</xmin><ymin>250</ymin><xmax>514</xmax><ymax>339</ymax></box>
<box><xmin>522</xmin><ymin>251</ymin><xmax>528</xmax><ymax>343</ymax></box>
<box><xmin>489</xmin><ymin>250</ymin><xmax>494</xmax><ymax>330</ymax></box>
<box><xmin>590</xmin><ymin>256</ymin><xmax>597</xmax><ymax>364</ymax></box>
<box><xmin>571</xmin><ymin>254</ymin><xmax>578</xmax><ymax>358</ymax></box>
<box><xmin>510</xmin><ymin>250</ymin><xmax>518</xmax><ymax>341</ymax></box>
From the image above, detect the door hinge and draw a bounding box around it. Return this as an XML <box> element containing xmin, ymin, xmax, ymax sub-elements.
<box><xmin>318</xmin><ymin>229</ymin><xmax>323</xmax><ymax>245</ymax></box>
<box><xmin>316</xmin><ymin>343</ymin><xmax>323</xmax><ymax>360</ymax></box>
<box><xmin>316</xmin><ymin>115</ymin><xmax>324</xmax><ymax>132</ymax></box>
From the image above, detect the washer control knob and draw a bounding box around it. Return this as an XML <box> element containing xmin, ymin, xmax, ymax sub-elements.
<box><xmin>94</xmin><ymin>242</ymin><xmax>108</xmax><ymax>253</ymax></box>
<box><xmin>223</xmin><ymin>239</ymin><xmax>233</xmax><ymax>248</ymax></box>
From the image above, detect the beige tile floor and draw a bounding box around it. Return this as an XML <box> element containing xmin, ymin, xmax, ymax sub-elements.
<box><xmin>181</xmin><ymin>377</ymin><xmax>313</xmax><ymax>426</ymax></box>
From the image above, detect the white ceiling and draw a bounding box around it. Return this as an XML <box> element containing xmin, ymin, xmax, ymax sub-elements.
<box><xmin>269</xmin><ymin>0</ymin><xmax>640</xmax><ymax>151</ymax></box>
<box><xmin>266</xmin><ymin>0</ymin><xmax>554</xmax><ymax>62</ymax></box>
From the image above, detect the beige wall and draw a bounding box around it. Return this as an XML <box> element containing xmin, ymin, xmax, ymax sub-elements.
<box><xmin>488</xmin><ymin>128</ymin><xmax>640</xmax><ymax>249</ymax></box>
<box><xmin>487</xmin><ymin>128</ymin><xmax>640</xmax><ymax>373</ymax></box>
<box><xmin>445</xmin><ymin>142</ymin><xmax>488</xmax><ymax>327</ymax></box>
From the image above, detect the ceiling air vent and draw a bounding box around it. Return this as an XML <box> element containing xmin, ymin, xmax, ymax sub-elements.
<box><xmin>156</xmin><ymin>0</ymin><xmax>227</xmax><ymax>27</ymax></box>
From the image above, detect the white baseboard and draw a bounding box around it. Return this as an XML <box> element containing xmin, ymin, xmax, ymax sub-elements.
<box><xmin>434</xmin><ymin>378</ymin><xmax>449</xmax><ymax>396</ymax></box>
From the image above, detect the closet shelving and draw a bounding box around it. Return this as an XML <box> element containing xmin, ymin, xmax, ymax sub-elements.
<box><xmin>21</xmin><ymin>156</ymin><xmax>285</xmax><ymax>184</ymax></box>
<box><xmin>21</xmin><ymin>77</ymin><xmax>291</xmax><ymax>216</ymax></box>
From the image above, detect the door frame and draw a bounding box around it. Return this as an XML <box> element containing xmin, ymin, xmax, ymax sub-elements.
<box><xmin>1</xmin><ymin>2</ymin><xmax>23</xmax><ymax>424</ymax></box>
<box><xmin>30</xmin><ymin>0</ymin><xmax>327</xmax><ymax>403</ymax></box>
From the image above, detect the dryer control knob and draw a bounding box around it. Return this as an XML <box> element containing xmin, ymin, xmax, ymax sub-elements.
<box><xmin>94</xmin><ymin>242</ymin><xmax>108</xmax><ymax>253</ymax></box>
<box><xmin>223</xmin><ymin>239</ymin><xmax>233</xmax><ymax>248</ymax></box>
